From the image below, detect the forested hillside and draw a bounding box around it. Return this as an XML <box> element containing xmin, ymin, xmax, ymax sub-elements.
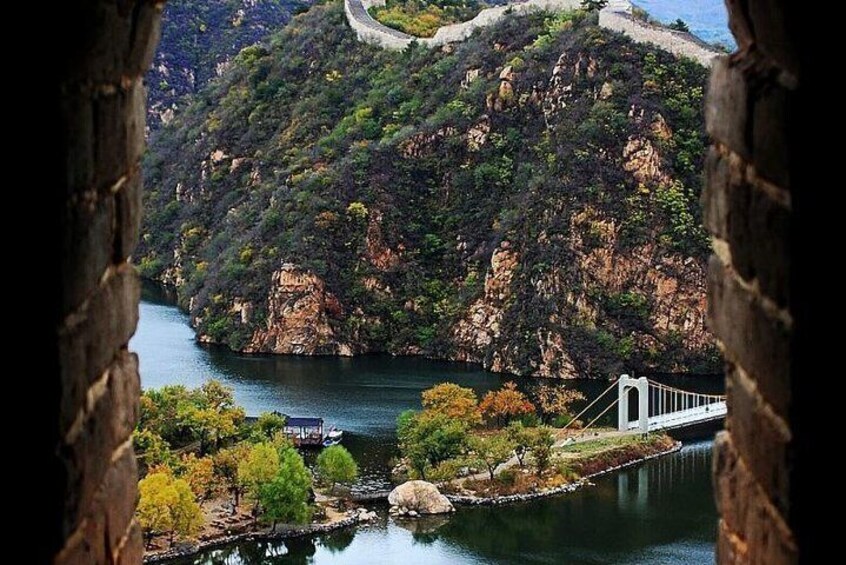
<box><xmin>139</xmin><ymin>1</ymin><xmax>718</xmax><ymax>378</ymax></box>
<box><xmin>147</xmin><ymin>0</ymin><xmax>308</xmax><ymax>128</ymax></box>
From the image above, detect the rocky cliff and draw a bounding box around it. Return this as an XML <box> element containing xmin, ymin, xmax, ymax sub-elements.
<box><xmin>140</xmin><ymin>2</ymin><xmax>719</xmax><ymax>377</ymax></box>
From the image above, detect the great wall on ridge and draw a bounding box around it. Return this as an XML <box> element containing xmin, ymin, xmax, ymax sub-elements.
<box><xmin>343</xmin><ymin>0</ymin><xmax>720</xmax><ymax>67</ymax></box>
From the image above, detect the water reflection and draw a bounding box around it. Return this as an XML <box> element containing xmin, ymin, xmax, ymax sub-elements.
<box><xmin>174</xmin><ymin>443</ymin><xmax>716</xmax><ymax>564</ymax></box>
<box><xmin>139</xmin><ymin>288</ymin><xmax>718</xmax><ymax>564</ymax></box>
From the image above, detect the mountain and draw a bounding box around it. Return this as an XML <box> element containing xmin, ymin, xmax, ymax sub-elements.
<box><xmin>147</xmin><ymin>0</ymin><xmax>309</xmax><ymax>128</ymax></box>
<box><xmin>139</xmin><ymin>1</ymin><xmax>719</xmax><ymax>378</ymax></box>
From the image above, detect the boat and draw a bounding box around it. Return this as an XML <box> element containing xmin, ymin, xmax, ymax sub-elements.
<box><xmin>283</xmin><ymin>417</ymin><xmax>325</xmax><ymax>447</ymax></box>
<box><xmin>322</xmin><ymin>427</ymin><xmax>344</xmax><ymax>447</ymax></box>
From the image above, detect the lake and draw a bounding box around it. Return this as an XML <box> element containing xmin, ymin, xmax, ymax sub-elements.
<box><xmin>132</xmin><ymin>284</ymin><xmax>720</xmax><ymax>563</ymax></box>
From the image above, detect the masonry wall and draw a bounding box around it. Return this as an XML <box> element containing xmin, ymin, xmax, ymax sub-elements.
<box><xmin>345</xmin><ymin>0</ymin><xmax>720</xmax><ymax>65</ymax></box>
<box><xmin>50</xmin><ymin>1</ymin><xmax>163</xmax><ymax>563</ymax></box>
<box><xmin>598</xmin><ymin>10</ymin><xmax>718</xmax><ymax>66</ymax></box>
<box><xmin>703</xmin><ymin>0</ymin><xmax>800</xmax><ymax>562</ymax></box>
<box><xmin>344</xmin><ymin>0</ymin><xmax>581</xmax><ymax>50</ymax></box>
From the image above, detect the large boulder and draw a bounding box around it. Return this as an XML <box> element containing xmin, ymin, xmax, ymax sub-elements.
<box><xmin>388</xmin><ymin>480</ymin><xmax>454</xmax><ymax>515</ymax></box>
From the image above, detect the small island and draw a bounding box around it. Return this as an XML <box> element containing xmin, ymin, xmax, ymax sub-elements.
<box><xmin>135</xmin><ymin>379</ymin><xmax>678</xmax><ymax>562</ymax></box>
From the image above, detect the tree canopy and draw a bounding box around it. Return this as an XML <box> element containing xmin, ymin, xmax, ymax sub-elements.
<box><xmin>421</xmin><ymin>382</ymin><xmax>481</xmax><ymax>426</ymax></box>
<box><xmin>316</xmin><ymin>445</ymin><xmax>359</xmax><ymax>491</ymax></box>
<box><xmin>397</xmin><ymin>410</ymin><xmax>468</xmax><ymax>479</ymax></box>
<box><xmin>467</xmin><ymin>431</ymin><xmax>515</xmax><ymax>481</ymax></box>
<box><xmin>137</xmin><ymin>472</ymin><xmax>203</xmax><ymax>546</ymax></box>
<box><xmin>259</xmin><ymin>448</ymin><xmax>313</xmax><ymax>529</ymax></box>
<box><xmin>479</xmin><ymin>382</ymin><xmax>534</xmax><ymax>426</ymax></box>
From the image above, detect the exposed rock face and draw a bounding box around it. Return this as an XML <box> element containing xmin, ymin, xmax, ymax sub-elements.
<box><xmin>388</xmin><ymin>481</ymin><xmax>454</xmax><ymax>515</ymax></box>
<box><xmin>452</xmin><ymin>243</ymin><xmax>517</xmax><ymax>368</ymax></box>
<box><xmin>366</xmin><ymin>211</ymin><xmax>400</xmax><ymax>271</ymax></box>
<box><xmin>141</xmin><ymin>5</ymin><xmax>717</xmax><ymax>377</ymax></box>
<box><xmin>623</xmin><ymin>136</ymin><xmax>670</xmax><ymax>185</ymax></box>
<box><xmin>245</xmin><ymin>264</ymin><xmax>352</xmax><ymax>356</ymax></box>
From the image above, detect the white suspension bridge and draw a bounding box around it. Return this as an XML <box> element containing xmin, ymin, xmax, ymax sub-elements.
<box><xmin>564</xmin><ymin>374</ymin><xmax>726</xmax><ymax>436</ymax></box>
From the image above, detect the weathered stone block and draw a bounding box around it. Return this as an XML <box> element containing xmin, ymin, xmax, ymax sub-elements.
<box><xmin>61</xmin><ymin>193</ymin><xmax>115</xmax><ymax>316</ymax></box>
<box><xmin>116</xmin><ymin>521</ymin><xmax>144</xmax><ymax>565</ymax></box>
<box><xmin>752</xmin><ymin>84</ymin><xmax>793</xmax><ymax>191</ymax></box>
<box><xmin>127</xmin><ymin>1</ymin><xmax>164</xmax><ymax>75</ymax></box>
<box><xmin>747</xmin><ymin>0</ymin><xmax>799</xmax><ymax>77</ymax></box>
<box><xmin>115</xmin><ymin>172</ymin><xmax>142</xmax><ymax>262</ymax></box>
<box><xmin>58</xmin><ymin>265</ymin><xmax>140</xmax><ymax>435</ymax></box>
<box><xmin>61</xmin><ymin>91</ymin><xmax>95</xmax><ymax>194</ymax></box>
<box><xmin>127</xmin><ymin>79</ymin><xmax>147</xmax><ymax>167</ymax></box>
<box><xmin>726</xmin><ymin>368</ymin><xmax>791</xmax><ymax>515</ymax></box>
<box><xmin>707</xmin><ymin>58</ymin><xmax>749</xmax><ymax>158</ymax></box>
<box><xmin>713</xmin><ymin>432</ymin><xmax>797</xmax><ymax>565</ymax></box>
<box><xmin>724</xmin><ymin>0</ymin><xmax>753</xmax><ymax>51</ymax></box>
<box><xmin>93</xmin><ymin>91</ymin><xmax>129</xmax><ymax>189</ymax></box>
<box><xmin>60</xmin><ymin>2</ymin><xmax>133</xmax><ymax>85</ymax></box>
<box><xmin>727</xmin><ymin>177</ymin><xmax>790</xmax><ymax>307</ymax></box>
<box><xmin>58</xmin><ymin>513</ymin><xmax>108</xmax><ymax>565</ymax></box>
<box><xmin>707</xmin><ymin>256</ymin><xmax>791</xmax><ymax>418</ymax></box>
<box><xmin>102</xmin><ymin>445</ymin><xmax>140</xmax><ymax>553</ymax></box>
<box><xmin>717</xmin><ymin>519</ymin><xmax>747</xmax><ymax>564</ymax></box>
<box><xmin>703</xmin><ymin>147</ymin><xmax>730</xmax><ymax>238</ymax></box>
<box><xmin>61</xmin><ymin>350</ymin><xmax>140</xmax><ymax>539</ymax></box>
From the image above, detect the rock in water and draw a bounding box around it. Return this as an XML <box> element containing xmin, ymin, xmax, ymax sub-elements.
<box><xmin>388</xmin><ymin>481</ymin><xmax>454</xmax><ymax>515</ymax></box>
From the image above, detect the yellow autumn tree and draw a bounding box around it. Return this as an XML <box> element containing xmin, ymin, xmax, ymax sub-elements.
<box><xmin>181</xmin><ymin>453</ymin><xmax>218</xmax><ymax>506</ymax></box>
<box><xmin>421</xmin><ymin>382</ymin><xmax>481</xmax><ymax>426</ymax></box>
<box><xmin>137</xmin><ymin>472</ymin><xmax>203</xmax><ymax>547</ymax></box>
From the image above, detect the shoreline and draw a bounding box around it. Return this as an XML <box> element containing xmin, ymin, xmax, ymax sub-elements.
<box><xmin>144</xmin><ymin>508</ymin><xmax>376</xmax><ymax>564</ymax></box>
<box><xmin>144</xmin><ymin>441</ymin><xmax>683</xmax><ymax>563</ymax></box>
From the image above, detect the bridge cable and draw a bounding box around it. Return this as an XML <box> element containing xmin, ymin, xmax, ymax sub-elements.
<box><xmin>559</xmin><ymin>377</ymin><xmax>620</xmax><ymax>433</ymax></box>
<box><xmin>580</xmin><ymin>396</ymin><xmax>620</xmax><ymax>434</ymax></box>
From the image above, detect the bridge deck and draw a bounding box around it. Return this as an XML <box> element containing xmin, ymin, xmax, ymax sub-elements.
<box><xmin>627</xmin><ymin>401</ymin><xmax>727</xmax><ymax>432</ymax></box>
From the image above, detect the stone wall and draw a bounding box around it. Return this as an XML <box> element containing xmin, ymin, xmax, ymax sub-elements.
<box><xmin>344</xmin><ymin>0</ymin><xmax>581</xmax><ymax>50</ymax></box>
<box><xmin>598</xmin><ymin>9</ymin><xmax>719</xmax><ymax>67</ymax></box>
<box><xmin>50</xmin><ymin>1</ymin><xmax>163</xmax><ymax>563</ymax></box>
<box><xmin>345</xmin><ymin>0</ymin><xmax>719</xmax><ymax>65</ymax></box>
<box><xmin>703</xmin><ymin>0</ymin><xmax>800</xmax><ymax>563</ymax></box>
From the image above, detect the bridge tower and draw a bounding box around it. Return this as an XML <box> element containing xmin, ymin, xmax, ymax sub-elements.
<box><xmin>618</xmin><ymin>374</ymin><xmax>649</xmax><ymax>433</ymax></box>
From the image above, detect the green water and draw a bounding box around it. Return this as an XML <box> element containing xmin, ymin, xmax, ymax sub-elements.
<box><xmin>133</xmin><ymin>284</ymin><xmax>719</xmax><ymax>563</ymax></box>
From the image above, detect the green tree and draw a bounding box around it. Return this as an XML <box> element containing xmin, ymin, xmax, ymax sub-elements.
<box><xmin>668</xmin><ymin>18</ymin><xmax>690</xmax><ymax>32</ymax></box>
<box><xmin>527</xmin><ymin>426</ymin><xmax>556</xmax><ymax>474</ymax></box>
<box><xmin>316</xmin><ymin>445</ymin><xmax>359</xmax><ymax>493</ymax></box>
<box><xmin>506</xmin><ymin>421</ymin><xmax>532</xmax><ymax>467</ymax></box>
<box><xmin>397</xmin><ymin>410</ymin><xmax>468</xmax><ymax>479</ymax></box>
<box><xmin>259</xmin><ymin>449</ymin><xmax>313</xmax><ymax>530</ymax></box>
<box><xmin>214</xmin><ymin>444</ymin><xmax>249</xmax><ymax>509</ymax></box>
<box><xmin>253</xmin><ymin>411</ymin><xmax>286</xmax><ymax>441</ymax></box>
<box><xmin>421</xmin><ymin>382</ymin><xmax>481</xmax><ymax>427</ymax></box>
<box><xmin>467</xmin><ymin>432</ymin><xmax>515</xmax><ymax>481</ymax></box>
<box><xmin>133</xmin><ymin>428</ymin><xmax>173</xmax><ymax>473</ymax></box>
<box><xmin>138</xmin><ymin>381</ymin><xmax>244</xmax><ymax>453</ymax></box>
<box><xmin>137</xmin><ymin>472</ymin><xmax>203</xmax><ymax>547</ymax></box>
<box><xmin>238</xmin><ymin>442</ymin><xmax>280</xmax><ymax>509</ymax></box>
